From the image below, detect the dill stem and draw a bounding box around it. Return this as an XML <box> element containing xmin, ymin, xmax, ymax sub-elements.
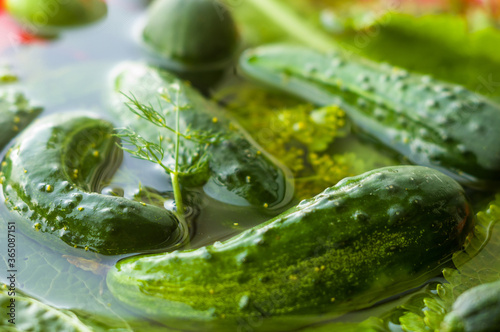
<box><xmin>172</xmin><ymin>89</ymin><xmax>185</xmax><ymax>214</ymax></box>
<box><xmin>170</xmin><ymin>172</ymin><xmax>185</xmax><ymax>215</ymax></box>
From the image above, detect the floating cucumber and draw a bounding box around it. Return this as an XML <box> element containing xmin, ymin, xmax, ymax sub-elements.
<box><xmin>107</xmin><ymin>166</ymin><xmax>474</xmax><ymax>331</ymax></box>
<box><xmin>441</xmin><ymin>280</ymin><xmax>500</xmax><ymax>332</ymax></box>
<box><xmin>0</xmin><ymin>112</ymin><xmax>183</xmax><ymax>255</ymax></box>
<box><xmin>0</xmin><ymin>90</ymin><xmax>42</xmax><ymax>150</ymax></box>
<box><xmin>142</xmin><ymin>0</ymin><xmax>238</xmax><ymax>67</ymax></box>
<box><xmin>239</xmin><ymin>45</ymin><xmax>500</xmax><ymax>190</ymax></box>
<box><xmin>5</xmin><ymin>0</ymin><xmax>107</xmax><ymax>36</ymax></box>
<box><xmin>141</xmin><ymin>0</ymin><xmax>239</xmax><ymax>89</ymax></box>
<box><xmin>109</xmin><ymin>62</ymin><xmax>293</xmax><ymax>209</ymax></box>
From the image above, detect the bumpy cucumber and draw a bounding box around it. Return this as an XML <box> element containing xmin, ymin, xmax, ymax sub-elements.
<box><xmin>0</xmin><ymin>112</ymin><xmax>183</xmax><ymax>255</ymax></box>
<box><xmin>239</xmin><ymin>45</ymin><xmax>500</xmax><ymax>189</ymax></box>
<box><xmin>0</xmin><ymin>90</ymin><xmax>42</xmax><ymax>150</ymax></box>
<box><xmin>109</xmin><ymin>62</ymin><xmax>293</xmax><ymax>209</ymax></box>
<box><xmin>441</xmin><ymin>280</ymin><xmax>500</xmax><ymax>332</ymax></box>
<box><xmin>107</xmin><ymin>166</ymin><xmax>474</xmax><ymax>330</ymax></box>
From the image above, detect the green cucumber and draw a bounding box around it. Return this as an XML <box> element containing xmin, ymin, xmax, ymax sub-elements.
<box><xmin>441</xmin><ymin>280</ymin><xmax>500</xmax><ymax>332</ymax></box>
<box><xmin>142</xmin><ymin>0</ymin><xmax>239</xmax><ymax>67</ymax></box>
<box><xmin>107</xmin><ymin>165</ymin><xmax>474</xmax><ymax>331</ymax></box>
<box><xmin>109</xmin><ymin>62</ymin><xmax>293</xmax><ymax>209</ymax></box>
<box><xmin>0</xmin><ymin>90</ymin><xmax>42</xmax><ymax>150</ymax></box>
<box><xmin>239</xmin><ymin>45</ymin><xmax>500</xmax><ymax>190</ymax></box>
<box><xmin>5</xmin><ymin>0</ymin><xmax>107</xmax><ymax>36</ymax></box>
<box><xmin>0</xmin><ymin>112</ymin><xmax>183</xmax><ymax>255</ymax></box>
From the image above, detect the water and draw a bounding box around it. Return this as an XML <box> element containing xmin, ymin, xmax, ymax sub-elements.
<box><xmin>0</xmin><ymin>0</ymin><xmax>455</xmax><ymax>330</ymax></box>
<box><xmin>0</xmin><ymin>0</ymin><xmax>276</xmax><ymax>322</ymax></box>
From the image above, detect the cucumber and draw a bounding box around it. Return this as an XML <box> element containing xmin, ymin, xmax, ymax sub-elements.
<box><xmin>0</xmin><ymin>90</ymin><xmax>42</xmax><ymax>150</ymax></box>
<box><xmin>0</xmin><ymin>112</ymin><xmax>184</xmax><ymax>255</ymax></box>
<box><xmin>142</xmin><ymin>0</ymin><xmax>239</xmax><ymax>66</ymax></box>
<box><xmin>5</xmin><ymin>0</ymin><xmax>107</xmax><ymax>36</ymax></box>
<box><xmin>239</xmin><ymin>45</ymin><xmax>500</xmax><ymax>190</ymax></box>
<box><xmin>107</xmin><ymin>165</ymin><xmax>474</xmax><ymax>331</ymax></box>
<box><xmin>109</xmin><ymin>62</ymin><xmax>293</xmax><ymax>209</ymax></box>
<box><xmin>441</xmin><ymin>280</ymin><xmax>500</xmax><ymax>332</ymax></box>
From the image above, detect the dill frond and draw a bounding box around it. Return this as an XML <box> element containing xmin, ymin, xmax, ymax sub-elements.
<box><xmin>115</xmin><ymin>82</ymin><xmax>220</xmax><ymax>216</ymax></box>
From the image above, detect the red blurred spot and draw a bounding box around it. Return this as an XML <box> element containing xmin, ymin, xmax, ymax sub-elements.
<box><xmin>0</xmin><ymin>9</ymin><xmax>45</xmax><ymax>53</ymax></box>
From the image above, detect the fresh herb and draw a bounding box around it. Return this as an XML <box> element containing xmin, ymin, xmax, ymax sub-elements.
<box><xmin>116</xmin><ymin>83</ymin><xmax>220</xmax><ymax>216</ymax></box>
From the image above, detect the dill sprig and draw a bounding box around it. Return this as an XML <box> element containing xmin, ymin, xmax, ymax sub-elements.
<box><xmin>122</xmin><ymin>92</ymin><xmax>222</xmax><ymax>145</ymax></box>
<box><xmin>115</xmin><ymin>82</ymin><xmax>218</xmax><ymax>217</ymax></box>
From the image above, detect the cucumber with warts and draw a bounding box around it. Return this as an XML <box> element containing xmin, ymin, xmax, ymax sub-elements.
<box><xmin>107</xmin><ymin>165</ymin><xmax>474</xmax><ymax>330</ymax></box>
<box><xmin>0</xmin><ymin>112</ymin><xmax>183</xmax><ymax>255</ymax></box>
<box><xmin>239</xmin><ymin>45</ymin><xmax>500</xmax><ymax>190</ymax></box>
<box><xmin>109</xmin><ymin>62</ymin><xmax>293</xmax><ymax>209</ymax></box>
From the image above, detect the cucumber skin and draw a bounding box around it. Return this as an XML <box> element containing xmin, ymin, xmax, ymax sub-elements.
<box><xmin>0</xmin><ymin>90</ymin><xmax>42</xmax><ymax>150</ymax></box>
<box><xmin>107</xmin><ymin>166</ymin><xmax>474</xmax><ymax>330</ymax></box>
<box><xmin>143</xmin><ymin>0</ymin><xmax>239</xmax><ymax>66</ymax></box>
<box><xmin>0</xmin><ymin>112</ymin><xmax>182</xmax><ymax>255</ymax></box>
<box><xmin>109</xmin><ymin>62</ymin><xmax>293</xmax><ymax>209</ymax></box>
<box><xmin>442</xmin><ymin>280</ymin><xmax>500</xmax><ymax>332</ymax></box>
<box><xmin>239</xmin><ymin>45</ymin><xmax>500</xmax><ymax>190</ymax></box>
<box><xmin>5</xmin><ymin>0</ymin><xmax>107</xmax><ymax>29</ymax></box>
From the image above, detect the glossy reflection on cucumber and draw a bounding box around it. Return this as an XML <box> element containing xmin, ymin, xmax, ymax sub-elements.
<box><xmin>239</xmin><ymin>45</ymin><xmax>500</xmax><ymax>190</ymax></box>
<box><xmin>0</xmin><ymin>112</ymin><xmax>184</xmax><ymax>255</ymax></box>
<box><xmin>107</xmin><ymin>166</ymin><xmax>474</xmax><ymax>331</ymax></box>
<box><xmin>109</xmin><ymin>62</ymin><xmax>294</xmax><ymax>209</ymax></box>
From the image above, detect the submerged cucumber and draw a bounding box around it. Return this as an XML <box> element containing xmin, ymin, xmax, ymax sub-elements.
<box><xmin>239</xmin><ymin>45</ymin><xmax>500</xmax><ymax>189</ymax></box>
<box><xmin>109</xmin><ymin>62</ymin><xmax>293</xmax><ymax>209</ymax></box>
<box><xmin>107</xmin><ymin>166</ymin><xmax>474</xmax><ymax>330</ymax></box>
<box><xmin>441</xmin><ymin>280</ymin><xmax>500</xmax><ymax>332</ymax></box>
<box><xmin>0</xmin><ymin>90</ymin><xmax>42</xmax><ymax>150</ymax></box>
<box><xmin>0</xmin><ymin>112</ymin><xmax>183</xmax><ymax>255</ymax></box>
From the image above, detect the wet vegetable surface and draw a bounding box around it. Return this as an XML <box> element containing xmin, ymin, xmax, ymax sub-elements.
<box><xmin>0</xmin><ymin>0</ymin><xmax>499</xmax><ymax>331</ymax></box>
<box><xmin>110</xmin><ymin>62</ymin><xmax>294</xmax><ymax>209</ymax></box>
<box><xmin>107</xmin><ymin>166</ymin><xmax>474</xmax><ymax>331</ymax></box>
<box><xmin>1</xmin><ymin>112</ymin><xmax>184</xmax><ymax>255</ymax></box>
<box><xmin>240</xmin><ymin>45</ymin><xmax>500</xmax><ymax>190</ymax></box>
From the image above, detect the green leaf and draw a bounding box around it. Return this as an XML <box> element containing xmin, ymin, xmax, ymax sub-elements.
<box><xmin>337</xmin><ymin>13</ymin><xmax>500</xmax><ymax>100</ymax></box>
<box><xmin>301</xmin><ymin>317</ymin><xmax>387</xmax><ymax>332</ymax></box>
<box><xmin>448</xmin><ymin>195</ymin><xmax>500</xmax><ymax>287</ymax></box>
<box><xmin>399</xmin><ymin>312</ymin><xmax>429</xmax><ymax>332</ymax></box>
<box><xmin>231</xmin><ymin>0</ymin><xmax>500</xmax><ymax>101</ymax></box>
<box><xmin>225</xmin><ymin>0</ymin><xmax>327</xmax><ymax>47</ymax></box>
